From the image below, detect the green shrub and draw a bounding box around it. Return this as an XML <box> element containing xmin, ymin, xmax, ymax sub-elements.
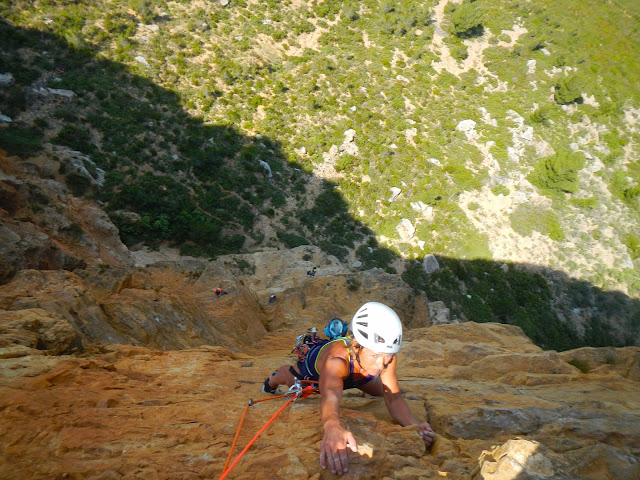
<box><xmin>451</xmin><ymin>43</ymin><xmax>468</xmax><ymax>61</ymax></box>
<box><xmin>570</xmin><ymin>197</ymin><xmax>598</xmax><ymax>209</ymax></box>
<box><xmin>234</xmin><ymin>258</ymin><xmax>256</xmax><ymax>275</ymax></box>
<box><xmin>346</xmin><ymin>277</ymin><xmax>361</xmax><ymax>291</ymax></box>
<box><xmin>0</xmin><ymin>126</ymin><xmax>43</xmax><ymax>157</ymax></box>
<box><xmin>554</xmin><ymin>75</ymin><xmax>582</xmax><ymax>105</ymax></box>
<box><xmin>65</xmin><ymin>172</ymin><xmax>92</xmax><ymax>196</ymax></box>
<box><xmin>567</xmin><ymin>358</ymin><xmax>590</xmax><ymax>373</ymax></box>
<box><xmin>491</xmin><ymin>185</ymin><xmax>510</xmax><ymax>196</ymax></box>
<box><xmin>316</xmin><ymin>240</ymin><xmax>349</xmax><ymax>262</ymax></box>
<box><xmin>449</xmin><ymin>3</ymin><xmax>484</xmax><ymax>38</ymax></box>
<box><xmin>277</xmin><ymin>231</ymin><xmax>309</xmax><ymax>248</ymax></box>
<box><xmin>355</xmin><ymin>244</ymin><xmax>395</xmax><ymax>271</ymax></box>
<box><xmin>530</xmin><ymin>105</ymin><xmax>552</xmax><ymax>126</ymax></box>
<box><xmin>510</xmin><ymin>204</ymin><xmax>565</xmax><ymax>241</ymax></box>
<box><xmin>623</xmin><ymin>234</ymin><xmax>640</xmax><ymax>260</ymax></box>
<box><xmin>51</xmin><ymin>125</ymin><xmax>96</xmax><ymax>154</ymax></box>
<box><xmin>529</xmin><ymin>150</ymin><xmax>585</xmax><ymax>195</ymax></box>
<box><xmin>1</xmin><ymin>85</ymin><xmax>27</xmax><ymax>116</ymax></box>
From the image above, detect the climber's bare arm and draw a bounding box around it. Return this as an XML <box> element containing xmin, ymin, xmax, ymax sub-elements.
<box><xmin>318</xmin><ymin>353</ymin><xmax>357</xmax><ymax>475</ymax></box>
<box><xmin>381</xmin><ymin>357</ymin><xmax>436</xmax><ymax>448</ymax></box>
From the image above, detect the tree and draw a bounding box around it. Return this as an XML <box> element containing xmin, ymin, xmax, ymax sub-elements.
<box><xmin>449</xmin><ymin>4</ymin><xmax>484</xmax><ymax>38</ymax></box>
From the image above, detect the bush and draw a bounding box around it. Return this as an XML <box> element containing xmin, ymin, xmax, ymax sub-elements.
<box><xmin>510</xmin><ymin>204</ymin><xmax>565</xmax><ymax>241</ymax></box>
<box><xmin>529</xmin><ymin>150</ymin><xmax>585</xmax><ymax>195</ymax></box>
<box><xmin>623</xmin><ymin>234</ymin><xmax>640</xmax><ymax>260</ymax></box>
<box><xmin>65</xmin><ymin>172</ymin><xmax>92</xmax><ymax>196</ymax></box>
<box><xmin>355</xmin><ymin>244</ymin><xmax>395</xmax><ymax>271</ymax></box>
<box><xmin>316</xmin><ymin>240</ymin><xmax>349</xmax><ymax>262</ymax></box>
<box><xmin>568</xmin><ymin>358</ymin><xmax>590</xmax><ymax>373</ymax></box>
<box><xmin>491</xmin><ymin>185</ymin><xmax>510</xmax><ymax>196</ymax></box>
<box><xmin>570</xmin><ymin>197</ymin><xmax>598</xmax><ymax>209</ymax></box>
<box><xmin>234</xmin><ymin>258</ymin><xmax>256</xmax><ymax>275</ymax></box>
<box><xmin>51</xmin><ymin>124</ymin><xmax>96</xmax><ymax>154</ymax></box>
<box><xmin>451</xmin><ymin>43</ymin><xmax>468</xmax><ymax>61</ymax></box>
<box><xmin>449</xmin><ymin>3</ymin><xmax>484</xmax><ymax>38</ymax></box>
<box><xmin>554</xmin><ymin>75</ymin><xmax>582</xmax><ymax>104</ymax></box>
<box><xmin>530</xmin><ymin>105</ymin><xmax>552</xmax><ymax>126</ymax></box>
<box><xmin>0</xmin><ymin>126</ymin><xmax>43</xmax><ymax>157</ymax></box>
<box><xmin>277</xmin><ymin>231</ymin><xmax>309</xmax><ymax>248</ymax></box>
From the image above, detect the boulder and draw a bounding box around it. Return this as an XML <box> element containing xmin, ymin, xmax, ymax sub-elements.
<box><xmin>0</xmin><ymin>308</ymin><xmax>78</xmax><ymax>355</ymax></box>
<box><xmin>396</xmin><ymin>218</ymin><xmax>415</xmax><ymax>241</ymax></box>
<box><xmin>423</xmin><ymin>254</ymin><xmax>440</xmax><ymax>274</ymax></box>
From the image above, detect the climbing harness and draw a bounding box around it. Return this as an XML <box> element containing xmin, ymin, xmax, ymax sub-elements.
<box><xmin>218</xmin><ymin>379</ymin><xmax>319</xmax><ymax>480</ymax></box>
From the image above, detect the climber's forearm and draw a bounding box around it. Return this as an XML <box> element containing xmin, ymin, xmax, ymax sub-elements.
<box><xmin>385</xmin><ymin>392</ymin><xmax>419</xmax><ymax>427</ymax></box>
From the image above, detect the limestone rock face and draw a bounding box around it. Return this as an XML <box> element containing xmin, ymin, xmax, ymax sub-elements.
<box><xmin>0</xmin><ymin>308</ymin><xmax>78</xmax><ymax>356</ymax></box>
<box><xmin>0</xmin><ymin>323</ymin><xmax>638</xmax><ymax>480</ymax></box>
<box><xmin>0</xmin><ymin>246</ymin><xmax>431</xmax><ymax>350</ymax></box>
<box><xmin>0</xmin><ymin>150</ymin><xmax>132</xmax><ymax>285</ymax></box>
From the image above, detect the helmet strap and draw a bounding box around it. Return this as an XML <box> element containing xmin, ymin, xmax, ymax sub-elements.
<box><xmin>353</xmin><ymin>345</ymin><xmax>365</xmax><ymax>372</ymax></box>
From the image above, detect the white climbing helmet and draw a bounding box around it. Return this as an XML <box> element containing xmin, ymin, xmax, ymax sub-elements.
<box><xmin>351</xmin><ymin>302</ymin><xmax>403</xmax><ymax>354</ymax></box>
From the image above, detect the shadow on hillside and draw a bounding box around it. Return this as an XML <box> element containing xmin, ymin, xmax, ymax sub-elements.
<box><xmin>0</xmin><ymin>20</ymin><xmax>638</xmax><ymax>352</ymax></box>
<box><xmin>0</xmin><ymin>19</ymin><xmax>292</xmax><ymax>256</ymax></box>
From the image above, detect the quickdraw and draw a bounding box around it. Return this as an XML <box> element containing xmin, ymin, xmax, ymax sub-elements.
<box><xmin>218</xmin><ymin>379</ymin><xmax>319</xmax><ymax>480</ymax></box>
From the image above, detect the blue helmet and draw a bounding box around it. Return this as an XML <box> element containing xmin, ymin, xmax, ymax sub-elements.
<box><xmin>325</xmin><ymin>318</ymin><xmax>348</xmax><ymax>339</ymax></box>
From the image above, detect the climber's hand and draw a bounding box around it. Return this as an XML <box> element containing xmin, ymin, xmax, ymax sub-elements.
<box><xmin>319</xmin><ymin>422</ymin><xmax>358</xmax><ymax>475</ymax></box>
<box><xmin>417</xmin><ymin>422</ymin><xmax>436</xmax><ymax>448</ymax></box>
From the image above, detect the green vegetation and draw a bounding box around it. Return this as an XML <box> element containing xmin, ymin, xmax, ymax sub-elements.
<box><xmin>402</xmin><ymin>257</ymin><xmax>638</xmax><ymax>351</ymax></box>
<box><xmin>447</xmin><ymin>1</ymin><xmax>484</xmax><ymax>38</ymax></box>
<box><xmin>510</xmin><ymin>204</ymin><xmax>565</xmax><ymax>241</ymax></box>
<box><xmin>529</xmin><ymin>151</ymin><xmax>586</xmax><ymax>197</ymax></box>
<box><xmin>554</xmin><ymin>75</ymin><xmax>582</xmax><ymax>105</ymax></box>
<box><xmin>567</xmin><ymin>358</ymin><xmax>590</xmax><ymax>373</ymax></box>
<box><xmin>0</xmin><ymin>126</ymin><xmax>43</xmax><ymax>157</ymax></box>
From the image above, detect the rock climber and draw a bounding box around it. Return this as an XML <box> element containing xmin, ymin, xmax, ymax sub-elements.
<box><xmin>307</xmin><ymin>266</ymin><xmax>317</xmax><ymax>276</ymax></box>
<box><xmin>213</xmin><ymin>287</ymin><xmax>228</xmax><ymax>298</ymax></box>
<box><xmin>261</xmin><ymin>302</ymin><xmax>435</xmax><ymax>475</ymax></box>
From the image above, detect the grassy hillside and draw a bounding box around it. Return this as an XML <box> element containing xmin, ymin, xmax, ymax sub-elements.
<box><xmin>1</xmin><ymin>0</ymin><xmax>639</xmax><ymax>349</ymax></box>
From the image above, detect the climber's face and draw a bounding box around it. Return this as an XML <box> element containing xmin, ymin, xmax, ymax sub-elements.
<box><xmin>357</xmin><ymin>347</ymin><xmax>395</xmax><ymax>376</ymax></box>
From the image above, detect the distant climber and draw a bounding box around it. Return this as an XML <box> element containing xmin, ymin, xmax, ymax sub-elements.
<box><xmin>213</xmin><ymin>287</ymin><xmax>228</xmax><ymax>298</ymax></box>
<box><xmin>268</xmin><ymin>294</ymin><xmax>277</xmax><ymax>304</ymax></box>
<box><xmin>261</xmin><ymin>302</ymin><xmax>435</xmax><ymax>475</ymax></box>
<box><xmin>308</xmin><ymin>326</ymin><xmax>320</xmax><ymax>343</ymax></box>
<box><xmin>307</xmin><ymin>266</ymin><xmax>317</xmax><ymax>276</ymax></box>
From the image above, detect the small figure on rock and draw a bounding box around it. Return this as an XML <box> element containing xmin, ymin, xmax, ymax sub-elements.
<box><xmin>307</xmin><ymin>266</ymin><xmax>317</xmax><ymax>276</ymax></box>
<box><xmin>268</xmin><ymin>294</ymin><xmax>277</xmax><ymax>304</ymax></box>
<box><xmin>213</xmin><ymin>287</ymin><xmax>228</xmax><ymax>298</ymax></box>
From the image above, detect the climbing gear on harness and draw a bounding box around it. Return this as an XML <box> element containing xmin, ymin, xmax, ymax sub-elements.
<box><xmin>219</xmin><ymin>379</ymin><xmax>319</xmax><ymax>480</ymax></box>
<box><xmin>325</xmin><ymin>317</ymin><xmax>348</xmax><ymax>339</ymax></box>
<box><xmin>351</xmin><ymin>302</ymin><xmax>403</xmax><ymax>353</ymax></box>
<box><xmin>291</xmin><ymin>327</ymin><xmax>321</xmax><ymax>360</ymax></box>
<box><xmin>292</xmin><ymin>343</ymin><xmax>309</xmax><ymax>361</ymax></box>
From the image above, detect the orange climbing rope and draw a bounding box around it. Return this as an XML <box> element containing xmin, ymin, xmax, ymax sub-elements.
<box><xmin>218</xmin><ymin>380</ymin><xmax>319</xmax><ymax>480</ymax></box>
<box><xmin>221</xmin><ymin>401</ymin><xmax>249</xmax><ymax>473</ymax></box>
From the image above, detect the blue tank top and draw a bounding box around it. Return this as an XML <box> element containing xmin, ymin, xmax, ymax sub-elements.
<box><xmin>297</xmin><ymin>338</ymin><xmax>374</xmax><ymax>389</ymax></box>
